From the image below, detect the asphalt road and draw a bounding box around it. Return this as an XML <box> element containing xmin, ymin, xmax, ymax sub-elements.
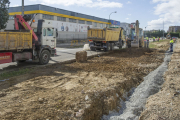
<box><xmin>0</xmin><ymin>47</ymin><xmax>105</xmax><ymax>71</ymax></box>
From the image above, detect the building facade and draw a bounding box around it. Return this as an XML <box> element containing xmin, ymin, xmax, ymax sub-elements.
<box><xmin>169</xmin><ymin>26</ymin><xmax>180</xmax><ymax>32</ymax></box>
<box><xmin>119</xmin><ymin>22</ymin><xmax>131</xmax><ymax>36</ymax></box>
<box><xmin>7</xmin><ymin>4</ymin><xmax>120</xmax><ymax>44</ymax></box>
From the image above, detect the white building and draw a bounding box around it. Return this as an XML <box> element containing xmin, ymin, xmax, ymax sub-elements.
<box><xmin>119</xmin><ymin>22</ymin><xmax>131</xmax><ymax>36</ymax></box>
<box><xmin>7</xmin><ymin>4</ymin><xmax>121</xmax><ymax>45</ymax></box>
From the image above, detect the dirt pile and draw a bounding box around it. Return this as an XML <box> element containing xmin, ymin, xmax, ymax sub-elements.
<box><xmin>76</xmin><ymin>51</ymin><xmax>87</xmax><ymax>63</ymax></box>
<box><xmin>140</xmin><ymin>40</ymin><xmax>180</xmax><ymax>120</ymax></box>
<box><xmin>0</xmin><ymin>48</ymin><xmax>166</xmax><ymax>120</ymax></box>
<box><xmin>150</xmin><ymin>40</ymin><xmax>170</xmax><ymax>51</ymax></box>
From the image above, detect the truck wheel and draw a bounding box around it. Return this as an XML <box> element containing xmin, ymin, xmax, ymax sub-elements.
<box><xmin>119</xmin><ymin>46</ymin><xmax>122</xmax><ymax>49</ymax></box>
<box><xmin>90</xmin><ymin>47</ymin><xmax>96</xmax><ymax>51</ymax></box>
<box><xmin>39</xmin><ymin>50</ymin><xmax>50</xmax><ymax>65</ymax></box>
<box><xmin>110</xmin><ymin>43</ymin><xmax>114</xmax><ymax>50</ymax></box>
<box><xmin>122</xmin><ymin>41</ymin><xmax>124</xmax><ymax>46</ymax></box>
<box><xmin>18</xmin><ymin>60</ymin><xmax>26</xmax><ymax>63</ymax></box>
<box><xmin>96</xmin><ymin>48</ymin><xmax>101</xmax><ymax>50</ymax></box>
<box><xmin>104</xmin><ymin>42</ymin><xmax>110</xmax><ymax>52</ymax></box>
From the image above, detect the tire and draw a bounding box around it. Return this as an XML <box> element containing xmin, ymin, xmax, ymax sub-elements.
<box><xmin>110</xmin><ymin>43</ymin><xmax>114</xmax><ymax>50</ymax></box>
<box><xmin>39</xmin><ymin>50</ymin><xmax>50</xmax><ymax>65</ymax></box>
<box><xmin>96</xmin><ymin>48</ymin><xmax>101</xmax><ymax>51</ymax></box>
<box><xmin>118</xmin><ymin>39</ymin><xmax>124</xmax><ymax>49</ymax></box>
<box><xmin>104</xmin><ymin>42</ymin><xmax>110</xmax><ymax>52</ymax></box>
<box><xmin>119</xmin><ymin>46</ymin><xmax>122</xmax><ymax>49</ymax></box>
<box><xmin>90</xmin><ymin>47</ymin><xmax>96</xmax><ymax>51</ymax></box>
<box><xmin>122</xmin><ymin>41</ymin><xmax>124</xmax><ymax>46</ymax></box>
<box><xmin>18</xmin><ymin>60</ymin><xmax>26</xmax><ymax>63</ymax></box>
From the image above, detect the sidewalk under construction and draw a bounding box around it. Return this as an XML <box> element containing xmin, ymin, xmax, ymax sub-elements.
<box><xmin>0</xmin><ymin>40</ymin><xmax>171</xmax><ymax>120</ymax></box>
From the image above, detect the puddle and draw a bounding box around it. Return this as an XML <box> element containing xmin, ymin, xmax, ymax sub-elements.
<box><xmin>0</xmin><ymin>79</ymin><xmax>9</xmax><ymax>82</ymax></box>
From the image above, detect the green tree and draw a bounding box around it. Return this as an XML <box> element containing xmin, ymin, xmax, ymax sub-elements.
<box><xmin>0</xmin><ymin>0</ymin><xmax>10</xmax><ymax>30</ymax></box>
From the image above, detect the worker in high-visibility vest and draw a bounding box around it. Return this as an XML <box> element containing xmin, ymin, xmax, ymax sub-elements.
<box><xmin>157</xmin><ymin>37</ymin><xmax>159</xmax><ymax>42</ymax></box>
<box><xmin>170</xmin><ymin>39</ymin><xmax>174</xmax><ymax>52</ymax></box>
<box><xmin>146</xmin><ymin>37</ymin><xmax>149</xmax><ymax>48</ymax></box>
<box><xmin>153</xmin><ymin>37</ymin><xmax>155</xmax><ymax>42</ymax></box>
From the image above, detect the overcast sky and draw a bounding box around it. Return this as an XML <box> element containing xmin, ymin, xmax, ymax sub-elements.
<box><xmin>9</xmin><ymin>0</ymin><xmax>180</xmax><ymax>31</ymax></box>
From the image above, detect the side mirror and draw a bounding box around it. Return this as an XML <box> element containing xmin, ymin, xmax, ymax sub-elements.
<box><xmin>47</xmin><ymin>28</ymin><xmax>51</xmax><ymax>31</ymax></box>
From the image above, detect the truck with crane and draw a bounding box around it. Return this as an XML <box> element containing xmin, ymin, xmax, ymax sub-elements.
<box><xmin>0</xmin><ymin>15</ymin><xmax>57</xmax><ymax>65</ymax></box>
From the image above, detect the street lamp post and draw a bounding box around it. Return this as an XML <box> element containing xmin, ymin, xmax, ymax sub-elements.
<box><xmin>22</xmin><ymin>0</ymin><xmax>24</xmax><ymax>16</ymax></box>
<box><xmin>109</xmin><ymin>11</ymin><xmax>117</xmax><ymax>27</ymax></box>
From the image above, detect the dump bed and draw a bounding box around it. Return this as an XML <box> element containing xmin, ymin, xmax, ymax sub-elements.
<box><xmin>0</xmin><ymin>30</ymin><xmax>32</xmax><ymax>51</ymax></box>
<box><xmin>88</xmin><ymin>28</ymin><xmax>122</xmax><ymax>41</ymax></box>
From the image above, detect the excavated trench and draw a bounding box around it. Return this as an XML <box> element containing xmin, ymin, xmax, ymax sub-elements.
<box><xmin>0</xmin><ymin>44</ymin><xmax>171</xmax><ymax>120</ymax></box>
<box><xmin>102</xmin><ymin>45</ymin><xmax>175</xmax><ymax>120</ymax></box>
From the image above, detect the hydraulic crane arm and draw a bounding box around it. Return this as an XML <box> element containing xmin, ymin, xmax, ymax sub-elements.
<box><xmin>14</xmin><ymin>15</ymin><xmax>38</xmax><ymax>41</ymax></box>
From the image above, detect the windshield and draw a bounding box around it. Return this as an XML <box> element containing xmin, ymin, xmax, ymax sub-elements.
<box><xmin>47</xmin><ymin>28</ymin><xmax>54</xmax><ymax>36</ymax></box>
<box><xmin>33</xmin><ymin>28</ymin><xmax>37</xmax><ymax>35</ymax></box>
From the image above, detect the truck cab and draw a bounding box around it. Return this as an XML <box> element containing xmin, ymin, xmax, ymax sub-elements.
<box><xmin>31</xmin><ymin>20</ymin><xmax>57</xmax><ymax>50</ymax></box>
<box><xmin>0</xmin><ymin>15</ymin><xmax>57</xmax><ymax>65</ymax></box>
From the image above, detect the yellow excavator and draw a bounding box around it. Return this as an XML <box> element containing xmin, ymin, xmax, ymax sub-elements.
<box><xmin>127</xmin><ymin>20</ymin><xmax>144</xmax><ymax>48</ymax></box>
<box><xmin>166</xmin><ymin>33</ymin><xmax>171</xmax><ymax>39</ymax></box>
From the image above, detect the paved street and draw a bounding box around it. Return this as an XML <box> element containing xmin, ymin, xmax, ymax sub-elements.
<box><xmin>50</xmin><ymin>47</ymin><xmax>104</xmax><ymax>63</ymax></box>
<box><xmin>0</xmin><ymin>47</ymin><xmax>105</xmax><ymax>71</ymax></box>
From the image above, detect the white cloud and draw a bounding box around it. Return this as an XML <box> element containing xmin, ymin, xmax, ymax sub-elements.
<box><xmin>148</xmin><ymin>0</ymin><xmax>180</xmax><ymax>30</ymax></box>
<box><xmin>40</xmin><ymin>2</ymin><xmax>46</xmax><ymax>5</ymax></box>
<box><xmin>126</xmin><ymin>18</ymin><xmax>129</xmax><ymax>20</ymax></box>
<box><xmin>127</xmin><ymin>1</ymin><xmax>132</xmax><ymax>4</ymax></box>
<box><xmin>10</xmin><ymin>4</ymin><xmax>19</xmax><ymax>7</ymax></box>
<box><xmin>152</xmin><ymin>0</ymin><xmax>169</xmax><ymax>3</ymax></box>
<box><xmin>30</xmin><ymin>0</ymin><xmax>123</xmax><ymax>8</ymax></box>
<box><xmin>128</xmin><ymin>14</ymin><xmax>131</xmax><ymax>16</ymax></box>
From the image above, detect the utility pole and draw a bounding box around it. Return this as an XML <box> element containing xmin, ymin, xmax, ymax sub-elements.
<box><xmin>109</xmin><ymin>11</ymin><xmax>117</xmax><ymax>27</ymax></box>
<box><xmin>22</xmin><ymin>0</ymin><xmax>24</xmax><ymax>16</ymax></box>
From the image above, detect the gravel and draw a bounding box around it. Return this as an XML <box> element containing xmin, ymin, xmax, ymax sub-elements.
<box><xmin>102</xmin><ymin>44</ymin><xmax>175</xmax><ymax>120</ymax></box>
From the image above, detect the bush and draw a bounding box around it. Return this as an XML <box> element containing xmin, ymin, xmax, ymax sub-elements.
<box><xmin>0</xmin><ymin>0</ymin><xmax>10</xmax><ymax>30</ymax></box>
<box><xmin>170</xmin><ymin>32</ymin><xmax>180</xmax><ymax>38</ymax></box>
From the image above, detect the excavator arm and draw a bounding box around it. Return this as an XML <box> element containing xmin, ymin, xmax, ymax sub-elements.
<box><xmin>131</xmin><ymin>20</ymin><xmax>140</xmax><ymax>48</ymax></box>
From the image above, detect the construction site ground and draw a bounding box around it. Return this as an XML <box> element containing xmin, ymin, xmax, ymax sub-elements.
<box><xmin>0</xmin><ymin>40</ymin><xmax>171</xmax><ymax>120</ymax></box>
<box><xmin>140</xmin><ymin>39</ymin><xmax>180</xmax><ymax>120</ymax></box>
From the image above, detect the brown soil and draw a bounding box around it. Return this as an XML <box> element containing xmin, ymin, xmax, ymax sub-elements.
<box><xmin>0</xmin><ymin>46</ymin><xmax>168</xmax><ymax>120</ymax></box>
<box><xmin>140</xmin><ymin>40</ymin><xmax>180</xmax><ymax>120</ymax></box>
<box><xmin>151</xmin><ymin>40</ymin><xmax>170</xmax><ymax>51</ymax></box>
